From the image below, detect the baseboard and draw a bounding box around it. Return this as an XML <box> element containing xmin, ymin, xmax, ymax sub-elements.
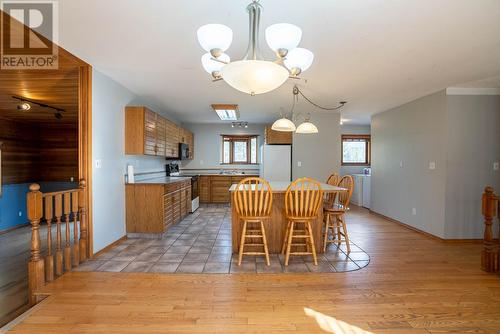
<box><xmin>368</xmin><ymin>210</ymin><xmax>484</xmax><ymax>243</ymax></box>
<box><xmin>0</xmin><ymin>223</ymin><xmax>30</xmax><ymax>235</ymax></box>
<box><xmin>92</xmin><ymin>235</ymin><xmax>127</xmax><ymax>258</ymax></box>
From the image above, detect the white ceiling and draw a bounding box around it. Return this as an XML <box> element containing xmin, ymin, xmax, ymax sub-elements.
<box><xmin>57</xmin><ymin>0</ymin><xmax>500</xmax><ymax>125</ymax></box>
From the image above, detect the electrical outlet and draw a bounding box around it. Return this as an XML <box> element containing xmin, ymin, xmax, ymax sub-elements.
<box><xmin>494</xmin><ymin>162</ymin><xmax>499</xmax><ymax>171</ymax></box>
<box><xmin>200</xmin><ymin>160</ymin><xmax>204</xmax><ymax>165</ymax></box>
<box><xmin>70</xmin><ymin>177</ymin><xmax>74</xmax><ymax>182</ymax></box>
<box><xmin>429</xmin><ymin>161</ymin><xmax>436</xmax><ymax>170</ymax></box>
<box><xmin>18</xmin><ymin>211</ymin><xmax>22</xmax><ymax>217</ymax></box>
<box><xmin>95</xmin><ymin>159</ymin><xmax>102</xmax><ymax>169</ymax></box>
<box><xmin>297</xmin><ymin>161</ymin><xmax>302</xmax><ymax>167</ymax></box>
<box><xmin>412</xmin><ymin>208</ymin><xmax>417</xmax><ymax>215</ymax></box>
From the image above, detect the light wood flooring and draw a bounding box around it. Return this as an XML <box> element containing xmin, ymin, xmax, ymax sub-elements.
<box><xmin>8</xmin><ymin>206</ymin><xmax>500</xmax><ymax>333</ymax></box>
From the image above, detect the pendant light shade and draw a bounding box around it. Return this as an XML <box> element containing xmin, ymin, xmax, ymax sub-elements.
<box><xmin>265</xmin><ymin>23</ymin><xmax>302</xmax><ymax>52</ymax></box>
<box><xmin>201</xmin><ymin>53</ymin><xmax>230</xmax><ymax>75</ymax></box>
<box><xmin>271</xmin><ymin>117</ymin><xmax>296</xmax><ymax>132</ymax></box>
<box><xmin>284</xmin><ymin>47</ymin><xmax>314</xmax><ymax>73</ymax></box>
<box><xmin>296</xmin><ymin>121</ymin><xmax>318</xmax><ymax>134</ymax></box>
<box><xmin>221</xmin><ymin>60</ymin><xmax>289</xmax><ymax>95</ymax></box>
<box><xmin>197</xmin><ymin>24</ymin><xmax>233</xmax><ymax>53</ymax></box>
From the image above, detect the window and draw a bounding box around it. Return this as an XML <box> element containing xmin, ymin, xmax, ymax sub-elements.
<box><xmin>222</xmin><ymin>135</ymin><xmax>259</xmax><ymax>164</ymax></box>
<box><xmin>341</xmin><ymin>135</ymin><xmax>371</xmax><ymax>165</ymax></box>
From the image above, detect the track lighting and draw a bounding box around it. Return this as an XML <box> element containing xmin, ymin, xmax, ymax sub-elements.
<box><xmin>17</xmin><ymin>102</ymin><xmax>31</xmax><ymax>111</ymax></box>
<box><xmin>12</xmin><ymin>96</ymin><xmax>65</xmax><ymax>120</ymax></box>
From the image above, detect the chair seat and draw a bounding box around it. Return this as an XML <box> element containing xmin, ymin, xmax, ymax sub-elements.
<box><xmin>323</xmin><ymin>203</ymin><xmax>349</xmax><ymax>213</ymax></box>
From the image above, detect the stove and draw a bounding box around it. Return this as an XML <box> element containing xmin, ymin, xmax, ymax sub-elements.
<box><xmin>166</xmin><ymin>163</ymin><xmax>199</xmax><ymax>212</ymax></box>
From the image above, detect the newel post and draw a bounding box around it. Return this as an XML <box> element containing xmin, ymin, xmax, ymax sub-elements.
<box><xmin>27</xmin><ymin>183</ymin><xmax>45</xmax><ymax>305</ymax></box>
<box><xmin>481</xmin><ymin>186</ymin><xmax>497</xmax><ymax>272</ymax></box>
<box><xmin>78</xmin><ymin>179</ymin><xmax>88</xmax><ymax>261</ymax></box>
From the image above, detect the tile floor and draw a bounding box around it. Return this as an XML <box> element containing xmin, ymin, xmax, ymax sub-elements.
<box><xmin>78</xmin><ymin>204</ymin><xmax>370</xmax><ymax>274</ymax></box>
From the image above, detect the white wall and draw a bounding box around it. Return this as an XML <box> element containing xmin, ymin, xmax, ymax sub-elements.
<box><xmin>371</xmin><ymin>91</ymin><xmax>448</xmax><ymax>237</ymax></box>
<box><xmin>92</xmin><ymin>70</ymin><xmax>178</xmax><ymax>252</ymax></box>
<box><xmin>292</xmin><ymin>112</ymin><xmax>341</xmax><ymax>182</ymax></box>
<box><xmin>444</xmin><ymin>94</ymin><xmax>500</xmax><ymax>238</ymax></box>
<box><xmin>340</xmin><ymin>124</ymin><xmax>371</xmax><ymax>176</ymax></box>
<box><xmin>180</xmin><ymin>123</ymin><xmax>265</xmax><ymax>172</ymax></box>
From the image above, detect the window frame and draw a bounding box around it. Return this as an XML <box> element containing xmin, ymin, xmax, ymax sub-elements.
<box><xmin>221</xmin><ymin>135</ymin><xmax>259</xmax><ymax>165</ymax></box>
<box><xmin>341</xmin><ymin>134</ymin><xmax>371</xmax><ymax>166</ymax></box>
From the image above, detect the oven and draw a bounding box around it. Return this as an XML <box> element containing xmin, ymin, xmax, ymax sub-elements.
<box><xmin>166</xmin><ymin>163</ymin><xmax>199</xmax><ymax>213</ymax></box>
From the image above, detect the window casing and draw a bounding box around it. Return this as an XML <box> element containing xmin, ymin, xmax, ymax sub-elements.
<box><xmin>221</xmin><ymin>135</ymin><xmax>259</xmax><ymax>164</ymax></box>
<box><xmin>341</xmin><ymin>135</ymin><xmax>371</xmax><ymax>166</ymax></box>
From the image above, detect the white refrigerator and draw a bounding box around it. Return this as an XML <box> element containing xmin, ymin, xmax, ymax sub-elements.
<box><xmin>260</xmin><ymin>145</ymin><xmax>292</xmax><ymax>182</ymax></box>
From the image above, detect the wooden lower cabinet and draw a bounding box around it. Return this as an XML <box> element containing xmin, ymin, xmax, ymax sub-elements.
<box><xmin>126</xmin><ymin>180</ymin><xmax>191</xmax><ymax>233</ymax></box>
<box><xmin>199</xmin><ymin>175</ymin><xmax>258</xmax><ymax>204</ymax></box>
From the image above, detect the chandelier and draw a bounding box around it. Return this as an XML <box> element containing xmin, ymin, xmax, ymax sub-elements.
<box><xmin>272</xmin><ymin>85</ymin><xmax>347</xmax><ymax>134</ymax></box>
<box><xmin>196</xmin><ymin>0</ymin><xmax>314</xmax><ymax>96</ymax></box>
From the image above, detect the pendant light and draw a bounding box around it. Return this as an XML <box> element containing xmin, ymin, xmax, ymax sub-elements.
<box><xmin>296</xmin><ymin>117</ymin><xmax>319</xmax><ymax>134</ymax></box>
<box><xmin>271</xmin><ymin>116</ymin><xmax>296</xmax><ymax>132</ymax></box>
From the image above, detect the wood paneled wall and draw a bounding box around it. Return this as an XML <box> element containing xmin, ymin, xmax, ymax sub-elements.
<box><xmin>0</xmin><ymin>118</ymin><xmax>78</xmax><ymax>184</ymax></box>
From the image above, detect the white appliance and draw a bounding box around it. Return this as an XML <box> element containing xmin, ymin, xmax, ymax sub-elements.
<box><xmin>260</xmin><ymin>145</ymin><xmax>292</xmax><ymax>182</ymax></box>
<box><xmin>351</xmin><ymin>174</ymin><xmax>371</xmax><ymax>209</ymax></box>
<box><xmin>362</xmin><ymin>175</ymin><xmax>371</xmax><ymax>209</ymax></box>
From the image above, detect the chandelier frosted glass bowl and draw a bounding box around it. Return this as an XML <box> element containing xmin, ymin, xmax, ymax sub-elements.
<box><xmin>196</xmin><ymin>0</ymin><xmax>314</xmax><ymax>95</ymax></box>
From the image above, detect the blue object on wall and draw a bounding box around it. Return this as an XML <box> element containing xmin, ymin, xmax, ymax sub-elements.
<box><xmin>0</xmin><ymin>183</ymin><xmax>30</xmax><ymax>231</ymax></box>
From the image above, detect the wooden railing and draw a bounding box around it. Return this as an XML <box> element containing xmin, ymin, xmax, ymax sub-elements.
<box><xmin>26</xmin><ymin>180</ymin><xmax>88</xmax><ymax>305</ymax></box>
<box><xmin>481</xmin><ymin>186</ymin><xmax>500</xmax><ymax>273</ymax></box>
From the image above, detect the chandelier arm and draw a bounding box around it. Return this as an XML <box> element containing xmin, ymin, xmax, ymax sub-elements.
<box><xmin>294</xmin><ymin>86</ymin><xmax>347</xmax><ymax>111</ymax></box>
<box><xmin>210</xmin><ymin>57</ymin><xmax>229</xmax><ymax>65</ymax></box>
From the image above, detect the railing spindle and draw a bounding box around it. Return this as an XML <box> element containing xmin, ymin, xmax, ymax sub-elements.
<box><xmin>481</xmin><ymin>186</ymin><xmax>498</xmax><ymax>272</ymax></box>
<box><xmin>55</xmin><ymin>194</ymin><xmax>63</xmax><ymax>276</ymax></box>
<box><xmin>79</xmin><ymin>180</ymin><xmax>88</xmax><ymax>262</ymax></box>
<box><xmin>27</xmin><ymin>184</ymin><xmax>44</xmax><ymax>305</ymax></box>
<box><xmin>72</xmin><ymin>191</ymin><xmax>80</xmax><ymax>267</ymax></box>
<box><xmin>44</xmin><ymin>195</ymin><xmax>54</xmax><ymax>282</ymax></box>
<box><xmin>63</xmin><ymin>193</ymin><xmax>72</xmax><ymax>271</ymax></box>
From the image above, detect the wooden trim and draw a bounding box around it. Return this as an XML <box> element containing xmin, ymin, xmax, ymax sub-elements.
<box><xmin>369</xmin><ymin>208</ymin><xmax>484</xmax><ymax>243</ymax></box>
<box><xmin>221</xmin><ymin>135</ymin><xmax>259</xmax><ymax>165</ymax></box>
<box><xmin>0</xmin><ymin>222</ymin><xmax>30</xmax><ymax>235</ymax></box>
<box><xmin>78</xmin><ymin>65</ymin><xmax>93</xmax><ymax>257</ymax></box>
<box><xmin>92</xmin><ymin>235</ymin><xmax>127</xmax><ymax>258</ymax></box>
<box><xmin>341</xmin><ymin>134</ymin><xmax>371</xmax><ymax>166</ymax></box>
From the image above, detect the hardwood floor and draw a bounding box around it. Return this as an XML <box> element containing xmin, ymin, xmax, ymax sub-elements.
<box><xmin>8</xmin><ymin>206</ymin><xmax>500</xmax><ymax>333</ymax></box>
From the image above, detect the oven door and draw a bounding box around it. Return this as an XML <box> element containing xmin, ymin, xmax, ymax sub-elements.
<box><xmin>191</xmin><ymin>176</ymin><xmax>199</xmax><ymax>200</ymax></box>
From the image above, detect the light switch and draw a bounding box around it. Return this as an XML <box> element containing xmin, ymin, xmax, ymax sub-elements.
<box><xmin>297</xmin><ymin>161</ymin><xmax>302</xmax><ymax>167</ymax></box>
<box><xmin>95</xmin><ymin>159</ymin><xmax>102</xmax><ymax>169</ymax></box>
<box><xmin>200</xmin><ymin>160</ymin><xmax>204</xmax><ymax>165</ymax></box>
<box><xmin>399</xmin><ymin>161</ymin><xmax>404</xmax><ymax>168</ymax></box>
<box><xmin>429</xmin><ymin>161</ymin><xmax>436</xmax><ymax>170</ymax></box>
<box><xmin>412</xmin><ymin>208</ymin><xmax>416</xmax><ymax>215</ymax></box>
<box><xmin>494</xmin><ymin>162</ymin><xmax>499</xmax><ymax>171</ymax></box>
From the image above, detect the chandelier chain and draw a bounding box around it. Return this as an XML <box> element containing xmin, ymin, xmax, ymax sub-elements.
<box><xmin>293</xmin><ymin>85</ymin><xmax>347</xmax><ymax>111</ymax></box>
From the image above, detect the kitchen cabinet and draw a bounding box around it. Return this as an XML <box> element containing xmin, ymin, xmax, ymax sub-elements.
<box><xmin>126</xmin><ymin>179</ymin><xmax>191</xmax><ymax>233</ymax></box>
<box><xmin>265</xmin><ymin>125</ymin><xmax>293</xmax><ymax>145</ymax></box>
<box><xmin>351</xmin><ymin>174</ymin><xmax>371</xmax><ymax>209</ymax></box>
<box><xmin>199</xmin><ymin>175</ymin><xmax>258</xmax><ymax>204</ymax></box>
<box><xmin>125</xmin><ymin>106</ymin><xmax>193</xmax><ymax>159</ymax></box>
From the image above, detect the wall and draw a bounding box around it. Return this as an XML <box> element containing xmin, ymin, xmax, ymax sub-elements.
<box><xmin>180</xmin><ymin>123</ymin><xmax>265</xmax><ymax>173</ymax></box>
<box><xmin>371</xmin><ymin>90</ymin><xmax>448</xmax><ymax>237</ymax></box>
<box><xmin>444</xmin><ymin>94</ymin><xmax>500</xmax><ymax>238</ymax></box>
<box><xmin>340</xmin><ymin>124</ymin><xmax>371</xmax><ymax>176</ymax></box>
<box><xmin>39</xmin><ymin>123</ymin><xmax>78</xmax><ymax>182</ymax></box>
<box><xmin>92</xmin><ymin>69</ymin><xmax>179</xmax><ymax>252</ymax></box>
<box><xmin>292</xmin><ymin>112</ymin><xmax>341</xmax><ymax>182</ymax></box>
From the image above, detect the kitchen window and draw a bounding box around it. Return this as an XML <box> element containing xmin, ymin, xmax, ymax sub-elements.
<box><xmin>341</xmin><ymin>135</ymin><xmax>371</xmax><ymax>166</ymax></box>
<box><xmin>222</xmin><ymin>135</ymin><xmax>258</xmax><ymax>164</ymax></box>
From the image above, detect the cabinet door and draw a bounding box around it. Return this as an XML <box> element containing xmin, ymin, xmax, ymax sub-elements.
<box><xmin>165</xmin><ymin>119</ymin><xmax>179</xmax><ymax>158</ymax></box>
<box><xmin>156</xmin><ymin>116</ymin><xmax>167</xmax><ymax>156</ymax></box>
<box><xmin>211</xmin><ymin>176</ymin><xmax>232</xmax><ymax>203</ymax></box>
<box><xmin>173</xmin><ymin>191</ymin><xmax>181</xmax><ymax>224</ymax></box>
<box><xmin>199</xmin><ymin>176</ymin><xmax>210</xmax><ymax>203</ymax></box>
<box><xmin>163</xmin><ymin>192</ymin><xmax>174</xmax><ymax>229</ymax></box>
<box><xmin>265</xmin><ymin>125</ymin><xmax>292</xmax><ymax>145</ymax></box>
<box><xmin>186</xmin><ymin>130</ymin><xmax>194</xmax><ymax>159</ymax></box>
<box><xmin>144</xmin><ymin>109</ymin><xmax>157</xmax><ymax>156</ymax></box>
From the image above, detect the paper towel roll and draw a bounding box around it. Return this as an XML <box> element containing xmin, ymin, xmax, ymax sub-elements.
<box><xmin>127</xmin><ymin>165</ymin><xmax>135</xmax><ymax>183</ymax></box>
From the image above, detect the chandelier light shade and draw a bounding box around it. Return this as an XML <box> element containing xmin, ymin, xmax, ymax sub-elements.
<box><xmin>284</xmin><ymin>47</ymin><xmax>314</xmax><ymax>76</ymax></box>
<box><xmin>265</xmin><ymin>23</ymin><xmax>302</xmax><ymax>55</ymax></box>
<box><xmin>197</xmin><ymin>24</ymin><xmax>233</xmax><ymax>54</ymax></box>
<box><xmin>221</xmin><ymin>60</ymin><xmax>289</xmax><ymax>95</ymax></box>
<box><xmin>271</xmin><ymin>117</ymin><xmax>296</xmax><ymax>132</ymax></box>
<box><xmin>296</xmin><ymin>120</ymin><xmax>319</xmax><ymax>134</ymax></box>
<box><xmin>196</xmin><ymin>1</ymin><xmax>314</xmax><ymax>95</ymax></box>
<box><xmin>201</xmin><ymin>53</ymin><xmax>230</xmax><ymax>76</ymax></box>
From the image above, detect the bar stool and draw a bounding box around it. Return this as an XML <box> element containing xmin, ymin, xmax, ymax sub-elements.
<box><xmin>323</xmin><ymin>175</ymin><xmax>354</xmax><ymax>252</ymax></box>
<box><xmin>281</xmin><ymin>178</ymin><xmax>323</xmax><ymax>266</ymax></box>
<box><xmin>233</xmin><ymin>177</ymin><xmax>273</xmax><ymax>266</ymax></box>
<box><xmin>324</xmin><ymin>172</ymin><xmax>341</xmax><ymax>206</ymax></box>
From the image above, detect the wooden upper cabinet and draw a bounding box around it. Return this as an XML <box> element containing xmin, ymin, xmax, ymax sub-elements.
<box><xmin>125</xmin><ymin>106</ymin><xmax>194</xmax><ymax>159</ymax></box>
<box><xmin>265</xmin><ymin>125</ymin><xmax>293</xmax><ymax>145</ymax></box>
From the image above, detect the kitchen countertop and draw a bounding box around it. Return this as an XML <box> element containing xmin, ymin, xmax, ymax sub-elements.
<box><xmin>183</xmin><ymin>173</ymin><xmax>259</xmax><ymax>177</ymax></box>
<box><xmin>229</xmin><ymin>181</ymin><xmax>346</xmax><ymax>193</ymax></box>
<box><xmin>127</xmin><ymin>176</ymin><xmax>192</xmax><ymax>185</ymax></box>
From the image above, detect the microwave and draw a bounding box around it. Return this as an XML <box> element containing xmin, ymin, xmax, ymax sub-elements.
<box><xmin>179</xmin><ymin>143</ymin><xmax>189</xmax><ymax>160</ymax></box>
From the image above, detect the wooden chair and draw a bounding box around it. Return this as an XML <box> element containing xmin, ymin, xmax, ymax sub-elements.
<box><xmin>282</xmin><ymin>178</ymin><xmax>323</xmax><ymax>266</ymax></box>
<box><xmin>233</xmin><ymin>177</ymin><xmax>273</xmax><ymax>266</ymax></box>
<box><xmin>325</xmin><ymin>172</ymin><xmax>341</xmax><ymax>206</ymax></box>
<box><xmin>323</xmin><ymin>175</ymin><xmax>354</xmax><ymax>252</ymax></box>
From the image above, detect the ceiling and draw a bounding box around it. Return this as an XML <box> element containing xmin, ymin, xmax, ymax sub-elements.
<box><xmin>55</xmin><ymin>0</ymin><xmax>500</xmax><ymax>125</ymax></box>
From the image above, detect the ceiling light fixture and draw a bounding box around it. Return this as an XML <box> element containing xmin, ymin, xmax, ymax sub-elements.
<box><xmin>231</xmin><ymin>121</ymin><xmax>249</xmax><ymax>128</ymax></box>
<box><xmin>271</xmin><ymin>85</ymin><xmax>347</xmax><ymax>134</ymax></box>
<box><xmin>212</xmin><ymin>104</ymin><xmax>239</xmax><ymax>121</ymax></box>
<box><xmin>12</xmin><ymin>96</ymin><xmax>65</xmax><ymax>119</ymax></box>
<box><xmin>17</xmin><ymin>102</ymin><xmax>31</xmax><ymax>111</ymax></box>
<box><xmin>197</xmin><ymin>0</ymin><xmax>313</xmax><ymax>96</ymax></box>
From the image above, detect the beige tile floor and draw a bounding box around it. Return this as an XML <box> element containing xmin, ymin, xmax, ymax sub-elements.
<box><xmin>81</xmin><ymin>204</ymin><xmax>370</xmax><ymax>274</ymax></box>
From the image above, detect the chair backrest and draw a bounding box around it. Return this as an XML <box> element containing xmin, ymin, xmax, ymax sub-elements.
<box><xmin>337</xmin><ymin>175</ymin><xmax>354</xmax><ymax>209</ymax></box>
<box><xmin>233</xmin><ymin>177</ymin><xmax>273</xmax><ymax>218</ymax></box>
<box><xmin>325</xmin><ymin>173</ymin><xmax>341</xmax><ymax>205</ymax></box>
<box><xmin>285</xmin><ymin>177</ymin><xmax>323</xmax><ymax>218</ymax></box>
